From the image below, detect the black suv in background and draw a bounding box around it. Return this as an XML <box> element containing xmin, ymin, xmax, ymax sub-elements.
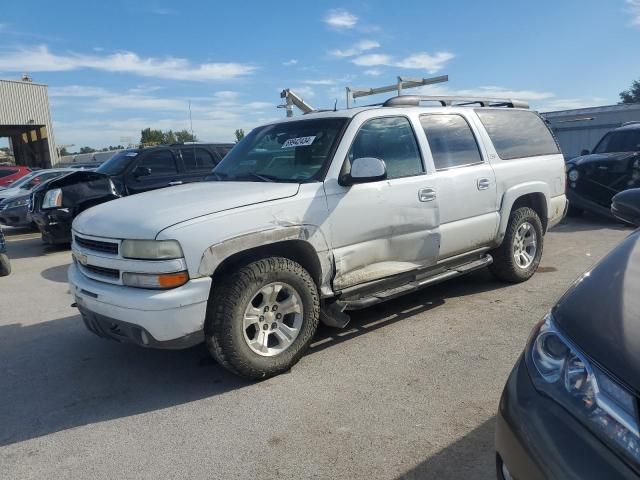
<box><xmin>31</xmin><ymin>143</ymin><xmax>233</xmax><ymax>244</ymax></box>
<box><xmin>565</xmin><ymin>122</ymin><xmax>640</xmax><ymax>218</ymax></box>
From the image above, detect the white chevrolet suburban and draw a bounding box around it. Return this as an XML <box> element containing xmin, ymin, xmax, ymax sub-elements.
<box><xmin>69</xmin><ymin>95</ymin><xmax>567</xmax><ymax>379</ymax></box>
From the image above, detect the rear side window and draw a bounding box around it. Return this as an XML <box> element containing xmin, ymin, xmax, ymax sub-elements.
<box><xmin>136</xmin><ymin>150</ymin><xmax>178</xmax><ymax>176</ymax></box>
<box><xmin>181</xmin><ymin>147</ymin><xmax>217</xmax><ymax>171</ymax></box>
<box><xmin>349</xmin><ymin>116</ymin><xmax>423</xmax><ymax>179</ymax></box>
<box><xmin>0</xmin><ymin>169</ymin><xmax>17</xmax><ymax>178</ymax></box>
<box><xmin>420</xmin><ymin>114</ymin><xmax>482</xmax><ymax>170</ymax></box>
<box><xmin>475</xmin><ymin>110</ymin><xmax>559</xmax><ymax>160</ymax></box>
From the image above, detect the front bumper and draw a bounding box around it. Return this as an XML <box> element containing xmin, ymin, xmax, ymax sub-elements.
<box><xmin>68</xmin><ymin>263</ymin><xmax>212</xmax><ymax>348</ymax></box>
<box><xmin>31</xmin><ymin>208</ymin><xmax>73</xmax><ymax>244</ymax></box>
<box><xmin>0</xmin><ymin>205</ymin><xmax>31</xmax><ymax>227</ymax></box>
<box><xmin>566</xmin><ymin>188</ymin><xmax>616</xmax><ymax>219</ymax></box>
<box><xmin>496</xmin><ymin>356</ymin><xmax>638</xmax><ymax>479</ymax></box>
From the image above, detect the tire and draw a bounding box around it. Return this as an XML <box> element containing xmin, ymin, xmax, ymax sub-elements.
<box><xmin>0</xmin><ymin>253</ymin><xmax>11</xmax><ymax>276</ymax></box>
<box><xmin>567</xmin><ymin>205</ymin><xmax>583</xmax><ymax>217</ymax></box>
<box><xmin>205</xmin><ymin>257</ymin><xmax>320</xmax><ymax>379</ymax></box>
<box><xmin>489</xmin><ymin>207</ymin><xmax>544</xmax><ymax>283</ymax></box>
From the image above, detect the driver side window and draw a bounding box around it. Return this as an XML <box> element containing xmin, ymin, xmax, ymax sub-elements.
<box><xmin>348</xmin><ymin>116</ymin><xmax>423</xmax><ymax>179</ymax></box>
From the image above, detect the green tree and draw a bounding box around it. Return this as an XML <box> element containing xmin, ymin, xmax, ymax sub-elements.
<box><xmin>620</xmin><ymin>79</ymin><xmax>640</xmax><ymax>104</ymax></box>
<box><xmin>234</xmin><ymin>128</ymin><xmax>245</xmax><ymax>142</ymax></box>
<box><xmin>79</xmin><ymin>146</ymin><xmax>96</xmax><ymax>154</ymax></box>
<box><xmin>175</xmin><ymin>130</ymin><xmax>197</xmax><ymax>143</ymax></box>
<box><xmin>140</xmin><ymin>128</ymin><xmax>165</xmax><ymax>146</ymax></box>
<box><xmin>59</xmin><ymin>147</ymin><xmax>69</xmax><ymax>156</ymax></box>
<box><xmin>160</xmin><ymin>130</ymin><xmax>176</xmax><ymax>144</ymax></box>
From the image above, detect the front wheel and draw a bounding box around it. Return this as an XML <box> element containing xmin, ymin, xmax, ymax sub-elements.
<box><xmin>489</xmin><ymin>207</ymin><xmax>543</xmax><ymax>283</ymax></box>
<box><xmin>205</xmin><ymin>257</ymin><xmax>320</xmax><ymax>379</ymax></box>
<box><xmin>0</xmin><ymin>253</ymin><xmax>11</xmax><ymax>276</ymax></box>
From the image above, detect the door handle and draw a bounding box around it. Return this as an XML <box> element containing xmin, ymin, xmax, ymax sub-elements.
<box><xmin>168</xmin><ymin>181</ymin><xmax>183</xmax><ymax>186</ymax></box>
<box><xmin>418</xmin><ymin>188</ymin><xmax>436</xmax><ymax>202</ymax></box>
<box><xmin>477</xmin><ymin>178</ymin><xmax>490</xmax><ymax>190</ymax></box>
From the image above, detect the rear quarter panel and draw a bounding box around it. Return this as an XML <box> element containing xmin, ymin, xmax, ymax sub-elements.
<box><xmin>468</xmin><ymin>111</ymin><xmax>566</xmax><ymax>241</ymax></box>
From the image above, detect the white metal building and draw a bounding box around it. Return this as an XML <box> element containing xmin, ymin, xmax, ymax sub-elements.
<box><xmin>0</xmin><ymin>78</ymin><xmax>58</xmax><ymax>168</ymax></box>
<box><xmin>542</xmin><ymin>103</ymin><xmax>640</xmax><ymax>159</ymax></box>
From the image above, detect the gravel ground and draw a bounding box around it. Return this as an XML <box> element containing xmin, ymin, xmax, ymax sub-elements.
<box><xmin>0</xmin><ymin>217</ymin><xmax>631</xmax><ymax>479</ymax></box>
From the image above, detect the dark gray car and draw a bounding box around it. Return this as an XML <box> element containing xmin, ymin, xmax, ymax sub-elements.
<box><xmin>496</xmin><ymin>202</ymin><xmax>640</xmax><ymax>479</ymax></box>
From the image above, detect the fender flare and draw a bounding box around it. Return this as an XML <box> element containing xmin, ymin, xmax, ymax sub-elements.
<box><xmin>198</xmin><ymin>224</ymin><xmax>335</xmax><ymax>297</ymax></box>
<box><xmin>496</xmin><ymin>182</ymin><xmax>550</xmax><ymax>243</ymax></box>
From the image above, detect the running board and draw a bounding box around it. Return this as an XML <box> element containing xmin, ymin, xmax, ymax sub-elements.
<box><xmin>338</xmin><ymin>255</ymin><xmax>492</xmax><ymax>310</ymax></box>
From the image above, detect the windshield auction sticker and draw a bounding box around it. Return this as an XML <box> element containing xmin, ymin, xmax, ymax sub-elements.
<box><xmin>282</xmin><ymin>136</ymin><xmax>316</xmax><ymax>149</ymax></box>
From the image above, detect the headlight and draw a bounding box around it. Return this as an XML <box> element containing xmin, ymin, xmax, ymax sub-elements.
<box><xmin>526</xmin><ymin>314</ymin><xmax>640</xmax><ymax>468</ymax></box>
<box><xmin>5</xmin><ymin>198</ymin><xmax>29</xmax><ymax>209</ymax></box>
<box><xmin>121</xmin><ymin>239</ymin><xmax>184</xmax><ymax>260</ymax></box>
<box><xmin>122</xmin><ymin>271</ymin><xmax>189</xmax><ymax>289</ymax></box>
<box><xmin>42</xmin><ymin>188</ymin><xmax>63</xmax><ymax>209</ymax></box>
<box><xmin>568</xmin><ymin>169</ymin><xmax>579</xmax><ymax>182</ymax></box>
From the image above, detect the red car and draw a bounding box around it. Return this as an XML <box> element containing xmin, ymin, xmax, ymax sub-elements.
<box><xmin>0</xmin><ymin>166</ymin><xmax>32</xmax><ymax>188</ymax></box>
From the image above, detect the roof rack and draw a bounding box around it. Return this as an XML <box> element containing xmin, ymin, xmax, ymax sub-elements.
<box><xmin>382</xmin><ymin>95</ymin><xmax>529</xmax><ymax>109</ymax></box>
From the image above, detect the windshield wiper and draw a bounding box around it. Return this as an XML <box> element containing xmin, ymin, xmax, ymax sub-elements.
<box><xmin>233</xmin><ymin>172</ymin><xmax>280</xmax><ymax>182</ymax></box>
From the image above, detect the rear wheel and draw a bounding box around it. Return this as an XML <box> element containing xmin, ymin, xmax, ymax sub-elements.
<box><xmin>205</xmin><ymin>257</ymin><xmax>320</xmax><ymax>379</ymax></box>
<box><xmin>490</xmin><ymin>207</ymin><xmax>543</xmax><ymax>283</ymax></box>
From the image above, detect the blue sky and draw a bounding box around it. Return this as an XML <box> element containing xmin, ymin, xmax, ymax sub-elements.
<box><xmin>1</xmin><ymin>0</ymin><xmax>639</xmax><ymax>148</ymax></box>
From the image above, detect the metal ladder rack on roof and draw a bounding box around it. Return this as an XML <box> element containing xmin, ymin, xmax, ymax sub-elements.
<box><xmin>346</xmin><ymin>75</ymin><xmax>449</xmax><ymax>108</ymax></box>
<box><xmin>382</xmin><ymin>95</ymin><xmax>529</xmax><ymax>109</ymax></box>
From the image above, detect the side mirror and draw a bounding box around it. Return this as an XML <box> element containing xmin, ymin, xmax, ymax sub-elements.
<box><xmin>612</xmin><ymin>189</ymin><xmax>640</xmax><ymax>227</ymax></box>
<box><xmin>340</xmin><ymin>157</ymin><xmax>387</xmax><ymax>186</ymax></box>
<box><xmin>133</xmin><ymin>166</ymin><xmax>151</xmax><ymax>178</ymax></box>
<box><xmin>580</xmin><ymin>149</ymin><xmax>590</xmax><ymax>156</ymax></box>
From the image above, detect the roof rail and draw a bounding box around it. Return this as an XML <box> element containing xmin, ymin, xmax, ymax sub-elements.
<box><xmin>622</xmin><ymin>121</ymin><xmax>640</xmax><ymax>127</ymax></box>
<box><xmin>382</xmin><ymin>95</ymin><xmax>529</xmax><ymax>109</ymax></box>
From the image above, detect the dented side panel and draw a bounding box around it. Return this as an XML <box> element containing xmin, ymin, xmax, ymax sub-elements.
<box><xmin>157</xmin><ymin>183</ymin><xmax>335</xmax><ymax>296</ymax></box>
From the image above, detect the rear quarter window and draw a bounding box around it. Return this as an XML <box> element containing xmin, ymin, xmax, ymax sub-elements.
<box><xmin>475</xmin><ymin>109</ymin><xmax>559</xmax><ymax>160</ymax></box>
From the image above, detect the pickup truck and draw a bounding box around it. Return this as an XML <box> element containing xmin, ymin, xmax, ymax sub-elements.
<box><xmin>68</xmin><ymin>95</ymin><xmax>567</xmax><ymax>379</ymax></box>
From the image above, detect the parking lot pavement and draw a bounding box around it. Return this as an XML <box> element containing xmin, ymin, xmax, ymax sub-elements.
<box><xmin>0</xmin><ymin>217</ymin><xmax>632</xmax><ymax>480</ymax></box>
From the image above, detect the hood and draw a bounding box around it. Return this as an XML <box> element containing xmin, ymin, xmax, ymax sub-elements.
<box><xmin>568</xmin><ymin>151</ymin><xmax>640</xmax><ymax>168</ymax></box>
<box><xmin>554</xmin><ymin>231</ymin><xmax>640</xmax><ymax>392</ymax></box>
<box><xmin>0</xmin><ymin>191</ymin><xmax>30</xmax><ymax>207</ymax></box>
<box><xmin>72</xmin><ymin>181</ymin><xmax>300</xmax><ymax>239</ymax></box>
<box><xmin>0</xmin><ymin>186</ymin><xmax>27</xmax><ymax>202</ymax></box>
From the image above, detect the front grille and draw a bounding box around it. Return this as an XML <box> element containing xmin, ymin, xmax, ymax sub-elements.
<box><xmin>83</xmin><ymin>264</ymin><xmax>120</xmax><ymax>280</ymax></box>
<box><xmin>75</xmin><ymin>236</ymin><xmax>119</xmax><ymax>255</ymax></box>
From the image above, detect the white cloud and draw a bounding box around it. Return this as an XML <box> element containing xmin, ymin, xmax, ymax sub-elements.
<box><xmin>351</xmin><ymin>51</ymin><xmax>454</xmax><ymax>73</ymax></box>
<box><xmin>151</xmin><ymin>7</ymin><xmax>176</xmax><ymax>15</ymax></box>
<box><xmin>395</xmin><ymin>52</ymin><xmax>455</xmax><ymax>72</ymax></box>
<box><xmin>364</xmin><ymin>69</ymin><xmax>383</xmax><ymax>76</ymax></box>
<box><xmin>417</xmin><ymin>84</ymin><xmax>554</xmax><ymax>102</ymax></box>
<box><xmin>351</xmin><ymin>53</ymin><xmax>392</xmax><ymax>67</ymax></box>
<box><xmin>303</xmin><ymin>79</ymin><xmax>336</xmax><ymax>85</ymax></box>
<box><xmin>627</xmin><ymin>0</ymin><xmax>640</xmax><ymax>25</ymax></box>
<box><xmin>214</xmin><ymin>90</ymin><xmax>241</xmax><ymax>100</ymax></box>
<box><xmin>283</xmin><ymin>59</ymin><xmax>298</xmax><ymax>66</ymax></box>
<box><xmin>324</xmin><ymin>9</ymin><xmax>358</xmax><ymax>29</ymax></box>
<box><xmin>330</xmin><ymin>40</ymin><xmax>380</xmax><ymax>58</ymax></box>
<box><xmin>0</xmin><ymin>45</ymin><xmax>256</xmax><ymax>81</ymax></box>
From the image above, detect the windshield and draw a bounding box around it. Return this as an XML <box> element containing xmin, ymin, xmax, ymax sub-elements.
<box><xmin>593</xmin><ymin>130</ymin><xmax>640</xmax><ymax>154</ymax></box>
<box><xmin>8</xmin><ymin>171</ymin><xmax>39</xmax><ymax>189</ymax></box>
<box><xmin>212</xmin><ymin>117</ymin><xmax>347</xmax><ymax>182</ymax></box>
<box><xmin>96</xmin><ymin>150</ymin><xmax>139</xmax><ymax>175</ymax></box>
